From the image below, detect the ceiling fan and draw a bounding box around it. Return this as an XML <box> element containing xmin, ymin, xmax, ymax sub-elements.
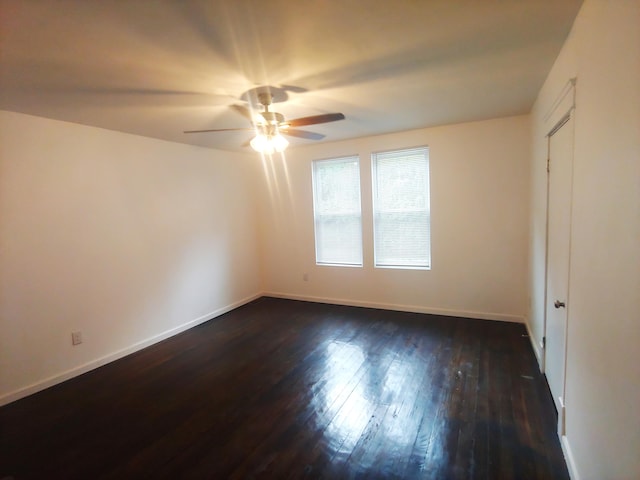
<box><xmin>184</xmin><ymin>91</ymin><xmax>345</xmax><ymax>153</ymax></box>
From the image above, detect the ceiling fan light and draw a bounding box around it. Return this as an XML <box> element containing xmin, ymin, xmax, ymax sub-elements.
<box><xmin>263</xmin><ymin>143</ymin><xmax>275</xmax><ymax>155</ymax></box>
<box><xmin>272</xmin><ymin>133</ymin><xmax>289</xmax><ymax>152</ymax></box>
<box><xmin>250</xmin><ymin>133</ymin><xmax>269</xmax><ymax>152</ymax></box>
<box><xmin>250</xmin><ymin>132</ymin><xmax>288</xmax><ymax>154</ymax></box>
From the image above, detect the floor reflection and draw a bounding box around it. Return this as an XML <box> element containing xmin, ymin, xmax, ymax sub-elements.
<box><xmin>313</xmin><ymin>337</ymin><xmax>426</xmax><ymax>464</ymax></box>
<box><xmin>320</xmin><ymin>342</ymin><xmax>369</xmax><ymax>455</ymax></box>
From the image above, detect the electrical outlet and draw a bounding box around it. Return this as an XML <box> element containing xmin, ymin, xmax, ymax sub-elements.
<box><xmin>71</xmin><ymin>331</ymin><xmax>82</xmax><ymax>346</ymax></box>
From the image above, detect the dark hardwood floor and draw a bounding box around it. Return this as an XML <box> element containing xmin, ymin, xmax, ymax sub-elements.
<box><xmin>0</xmin><ymin>297</ymin><xmax>568</xmax><ymax>479</ymax></box>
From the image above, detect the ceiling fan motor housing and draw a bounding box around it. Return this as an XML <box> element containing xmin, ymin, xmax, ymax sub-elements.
<box><xmin>259</xmin><ymin>111</ymin><xmax>285</xmax><ymax>125</ymax></box>
<box><xmin>183</xmin><ymin>86</ymin><xmax>344</xmax><ymax>143</ymax></box>
<box><xmin>257</xmin><ymin>92</ymin><xmax>273</xmax><ymax>106</ymax></box>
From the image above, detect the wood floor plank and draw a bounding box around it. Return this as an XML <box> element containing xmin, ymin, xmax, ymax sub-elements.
<box><xmin>335</xmin><ymin>323</ymin><xmax>432</xmax><ymax>478</ymax></box>
<box><xmin>0</xmin><ymin>298</ymin><xmax>569</xmax><ymax>479</ymax></box>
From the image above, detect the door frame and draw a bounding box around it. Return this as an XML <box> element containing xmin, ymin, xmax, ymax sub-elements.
<box><xmin>543</xmin><ymin>107</ymin><xmax>575</xmax><ymax>436</ymax></box>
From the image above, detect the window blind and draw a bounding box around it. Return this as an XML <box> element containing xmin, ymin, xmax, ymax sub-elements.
<box><xmin>312</xmin><ymin>156</ymin><xmax>363</xmax><ymax>266</ymax></box>
<box><xmin>372</xmin><ymin>147</ymin><xmax>430</xmax><ymax>269</ymax></box>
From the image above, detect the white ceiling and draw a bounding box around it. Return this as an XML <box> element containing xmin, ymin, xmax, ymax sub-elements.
<box><xmin>0</xmin><ymin>0</ymin><xmax>583</xmax><ymax>152</ymax></box>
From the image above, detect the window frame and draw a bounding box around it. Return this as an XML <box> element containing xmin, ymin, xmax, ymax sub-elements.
<box><xmin>371</xmin><ymin>146</ymin><xmax>431</xmax><ymax>270</ymax></box>
<box><xmin>311</xmin><ymin>155</ymin><xmax>363</xmax><ymax>267</ymax></box>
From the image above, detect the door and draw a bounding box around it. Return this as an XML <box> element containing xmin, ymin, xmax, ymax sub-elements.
<box><xmin>544</xmin><ymin>112</ymin><xmax>574</xmax><ymax>432</ymax></box>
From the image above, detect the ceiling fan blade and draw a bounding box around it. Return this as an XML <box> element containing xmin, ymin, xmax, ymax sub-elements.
<box><xmin>282</xmin><ymin>129</ymin><xmax>325</xmax><ymax>140</ymax></box>
<box><xmin>184</xmin><ymin>127</ymin><xmax>253</xmax><ymax>134</ymax></box>
<box><xmin>230</xmin><ymin>104</ymin><xmax>254</xmax><ymax>121</ymax></box>
<box><xmin>287</xmin><ymin>112</ymin><xmax>345</xmax><ymax>127</ymax></box>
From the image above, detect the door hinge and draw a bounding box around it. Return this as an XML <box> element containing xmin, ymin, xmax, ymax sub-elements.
<box><xmin>542</xmin><ymin>336</ymin><xmax>546</xmax><ymax>349</ymax></box>
<box><xmin>546</xmin><ymin>157</ymin><xmax>550</xmax><ymax>173</ymax></box>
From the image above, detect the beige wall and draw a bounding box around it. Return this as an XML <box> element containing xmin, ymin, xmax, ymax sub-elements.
<box><xmin>258</xmin><ymin>115</ymin><xmax>530</xmax><ymax>322</ymax></box>
<box><xmin>3</xmin><ymin>3</ymin><xmax>638</xmax><ymax>476</ymax></box>
<box><xmin>529</xmin><ymin>1</ymin><xmax>640</xmax><ymax>478</ymax></box>
<box><xmin>0</xmin><ymin>111</ymin><xmax>262</xmax><ymax>404</ymax></box>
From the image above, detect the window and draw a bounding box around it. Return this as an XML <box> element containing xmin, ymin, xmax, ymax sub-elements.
<box><xmin>372</xmin><ymin>147</ymin><xmax>431</xmax><ymax>269</ymax></box>
<box><xmin>312</xmin><ymin>156</ymin><xmax>362</xmax><ymax>266</ymax></box>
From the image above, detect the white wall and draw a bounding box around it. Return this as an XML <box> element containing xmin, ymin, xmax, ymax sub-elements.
<box><xmin>259</xmin><ymin>115</ymin><xmax>530</xmax><ymax>322</ymax></box>
<box><xmin>0</xmin><ymin>111</ymin><xmax>262</xmax><ymax>405</ymax></box>
<box><xmin>529</xmin><ymin>1</ymin><xmax>640</xmax><ymax>478</ymax></box>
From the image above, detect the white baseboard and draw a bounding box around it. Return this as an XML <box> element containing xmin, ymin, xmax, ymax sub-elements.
<box><xmin>525</xmin><ymin>320</ymin><xmax>543</xmax><ymax>367</ymax></box>
<box><xmin>0</xmin><ymin>293</ymin><xmax>262</xmax><ymax>407</ymax></box>
<box><xmin>561</xmin><ymin>434</ymin><xmax>580</xmax><ymax>480</ymax></box>
<box><xmin>264</xmin><ymin>291</ymin><xmax>525</xmax><ymax>323</ymax></box>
